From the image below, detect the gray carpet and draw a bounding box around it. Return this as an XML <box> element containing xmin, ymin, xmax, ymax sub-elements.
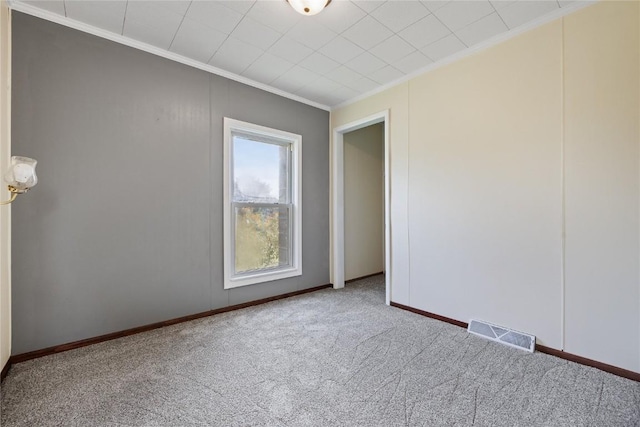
<box><xmin>1</xmin><ymin>275</ymin><xmax>639</xmax><ymax>426</ymax></box>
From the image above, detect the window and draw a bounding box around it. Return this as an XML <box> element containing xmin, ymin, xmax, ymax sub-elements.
<box><xmin>223</xmin><ymin>118</ymin><xmax>302</xmax><ymax>289</ymax></box>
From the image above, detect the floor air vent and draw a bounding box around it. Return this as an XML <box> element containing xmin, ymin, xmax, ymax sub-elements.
<box><xmin>468</xmin><ymin>319</ymin><xmax>535</xmax><ymax>352</ymax></box>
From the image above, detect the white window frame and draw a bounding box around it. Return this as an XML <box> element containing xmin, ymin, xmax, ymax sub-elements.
<box><xmin>223</xmin><ymin>117</ymin><xmax>302</xmax><ymax>289</ymax></box>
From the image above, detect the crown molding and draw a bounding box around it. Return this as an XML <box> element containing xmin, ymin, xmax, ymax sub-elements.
<box><xmin>7</xmin><ymin>0</ymin><xmax>331</xmax><ymax>112</ymax></box>
<box><xmin>333</xmin><ymin>1</ymin><xmax>597</xmax><ymax>111</ymax></box>
<box><xmin>7</xmin><ymin>0</ymin><xmax>598</xmax><ymax>113</ymax></box>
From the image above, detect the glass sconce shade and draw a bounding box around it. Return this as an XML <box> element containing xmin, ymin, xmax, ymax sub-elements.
<box><xmin>4</xmin><ymin>156</ymin><xmax>37</xmax><ymax>193</ymax></box>
<box><xmin>287</xmin><ymin>0</ymin><xmax>331</xmax><ymax>16</ymax></box>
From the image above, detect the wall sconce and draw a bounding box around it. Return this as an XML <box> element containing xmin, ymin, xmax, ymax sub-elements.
<box><xmin>0</xmin><ymin>156</ymin><xmax>38</xmax><ymax>205</ymax></box>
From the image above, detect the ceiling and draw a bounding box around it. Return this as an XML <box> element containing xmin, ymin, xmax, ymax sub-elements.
<box><xmin>11</xmin><ymin>0</ymin><xmax>590</xmax><ymax>109</ymax></box>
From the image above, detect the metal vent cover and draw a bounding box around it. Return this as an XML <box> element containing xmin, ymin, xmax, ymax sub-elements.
<box><xmin>468</xmin><ymin>319</ymin><xmax>535</xmax><ymax>353</ymax></box>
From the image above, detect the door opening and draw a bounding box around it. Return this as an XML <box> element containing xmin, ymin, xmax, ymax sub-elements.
<box><xmin>344</xmin><ymin>123</ymin><xmax>385</xmax><ymax>282</ymax></box>
<box><xmin>332</xmin><ymin>111</ymin><xmax>390</xmax><ymax>305</ymax></box>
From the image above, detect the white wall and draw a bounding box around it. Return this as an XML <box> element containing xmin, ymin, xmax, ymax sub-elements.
<box><xmin>407</xmin><ymin>19</ymin><xmax>563</xmax><ymax>349</ymax></box>
<box><xmin>563</xmin><ymin>2</ymin><xmax>640</xmax><ymax>371</ymax></box>
<box><xmin>332</xmin><ymin>1</ymin><xmax>640</xmax><ymax>373</ymax></box>
<box><xmin>344</xmin><ymin>123</ymin><xmax>384</xmax><ymax>280</ymax></box>
<box><xmin>0</xmin><ymin>0</ymin><xmax>11</xmax><ymax>372</ymax></box>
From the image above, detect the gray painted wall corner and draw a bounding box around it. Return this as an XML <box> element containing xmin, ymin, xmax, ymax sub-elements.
<box><xmin>10</xmin><ymin>12</ymin><xmax>330</xmax><ymax>354</ymax></box>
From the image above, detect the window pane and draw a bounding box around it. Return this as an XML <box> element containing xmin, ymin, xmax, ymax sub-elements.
<box><xmin>234</xmin><ymin>206</ymin><xmax>290</xmax><ymax>274</ymax></box>
<box><xmin>233</xmin><ymin>135</ymin><xmax>289</xmax><ymax>203</ymax></box>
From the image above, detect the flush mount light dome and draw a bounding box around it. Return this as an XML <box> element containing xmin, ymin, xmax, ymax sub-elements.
<box><xmin>287</xmin><ymin>0</ymin><xmax>332</xmax><ymax>16</ymax></box>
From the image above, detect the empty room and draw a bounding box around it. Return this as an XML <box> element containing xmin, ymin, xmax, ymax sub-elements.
<box><xmin>1</xmin><ymin>0</ymin><xmax>639</xmax><ymax>425</ymax></box>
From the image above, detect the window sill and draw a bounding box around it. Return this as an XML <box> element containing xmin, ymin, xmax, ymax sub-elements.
<box><xmin>224</xmin><ymin>267</ymin><xmax>302</xmax><ymax>289</ymax></box>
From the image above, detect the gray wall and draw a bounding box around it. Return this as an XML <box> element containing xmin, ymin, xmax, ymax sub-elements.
<box><xmin>11</xmin><ymin>13</ymin><xmax>330</xmax><ymax>354</ymax></box>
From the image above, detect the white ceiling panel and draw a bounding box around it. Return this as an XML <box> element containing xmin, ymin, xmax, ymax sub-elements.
<box><xmin>287</xmin><ymin>19</ymin><xmax>337</xmax><ymax>50</ymax></box>
<box><xmin>325</xmin><ymin>86</ymin><xmax>361</xmax><ymax>103</ymax></box>
<box><xmin>393</xmin><ymin>51</ymin><xmax>433</xmax><ymax>74</ymax></box>
<box><xmin>230</xmin><ymin>17</ymin><xmax>282</xmax><ymax>50</ymax></box>
<box><xmin>345</xmin><ymin>76</ymin><xmax>379</xmax><ymax>93</ymax></box>
<box><xmin>325</xmin><ymin>65</ymin><xmax>363</xmax><ymax>86</ymax></box>
<box><xmin>369</xmin><ymin>65</ymin><xmax>404</xmax><ymax>84</ymax></box>
<box><xmin>123</xmin><ymin>1</ymin><xmax>186</xmax><ymax>49</ymax></box>
<box><xmin>421</xmin><ymin>0</ymin><xmax>451</xmax><ymax>13</ymax></box>
<box><xmin>371</xmin><ymin>1</ymin><xmax>430</xmax><ymax>32</ymax></box>
<box><xmin>169</xmin><ymin>18</ymin><xmax>227</xmax><ymax>63</ymax></box>
<box><xmin>370</xmin><ymin>35</ymin><xmax>416</xmax><ymax>63</ymax></box>
<box><xmin>153</xmin><ymin>1</ymin><xmax>192</xmax><ymax>16</ymax></box>
<box><xmin>399</xmin><ymin>14</ymin><xmax>451</xmax><ymax>50</ymax></box>
<box><xmin>125</xmin><ymin>1</ymin><xmax>184</xmax><ymax>31</ymax></box>
<box><xmin>341</xmin><ymin>16</ymin><xmax>394</xmax><ymax>50</ymax></box>
<box><xmin>123</xmin><ymin>21</ymin><xmax>178</xmax><ymax>50</ymax></box>
<box><xmin>307</xmin><ymin>76</ymin><xmax>342</xmax><ymax>93</ymax></box>
<box><xmin>490</xmin><ymin>0</ymin><xmax>517</xmax><ymax>10</ymax></box>
<box><xmin>498</xmin><ymin>1</ymin><xmax>560</xmax><ymax>29</ymax></box>
<box><xmin>247</xmin><ymin>0</ymin><xmax>302</xmax><ymax>33</ymax></box>
<box><xmin>297</xmin><ymin>77</ymin><xmax>341</xmax><ymax>98</ymax></box>
<box><xmin>298</xmin><ymin>52</ymin><xmax>340</xmax><ymax>74</ymax></box>
<box><xmin>271</xmin><ymin>66</ymin><xmax>322</xmax><ymax>93</ymax></box>
<box><xmin>455</xmin><ymin>12</ymin><xmax>508</xmax><ymax>46</ymax></box>
<box><xmin>345</xmin><ymin>52</ymin><xmax>386</xmax><ymax>75</ymax></box>
<box><xmin>218</xmin><ymin>0</ymin><xmax>256</xmax><ymax>14</ymax></box>
<box><xmin>268</xmin><ymin>36</ymin><xmax>314</xmax><ymax>63</ymax></box>
<box><xmin>185</xmin><ymin>1</ymin><xmax>244</xmax><ymax>35</ymax></box>
<box><xmin>208</xmin><ymin>37</ymin><xmax>263</xmax><ymax>75</ymax></box>
<box><xmin>351</xmin><ymin>1</ymin><xmax>385</xmax><ymax>13</ymax></box>
<box><xmin>433</xmin><ymin>0</ymin><xmax>495</xmax><ymax>31</ymax></box>
<box><xmin>319</xmin><ymin>36</ymin><xmax>365</xmax><ymax>64</ymax></box>
<box><xmin>421</xmin><ymin>33</ymin><xmax>466</xmax><ymax>61</ymax></box>
<box><xmin>13</xmin><ymin>0</ymin><xmax>591</xmax><ymax>108</ymax></box>
<box><xmin>242</xmin><ymin>53</ymin><xmax>295</xmax><ymax>84</ymax></box>
<box><xmin>315</xmin><ymin>0</ymin><xmax>367</xmax><ymax>34</ymax></box>
<box><xmin>65</xmin><ymin>1</ymin><xmax>125</xmax><ymax>34</ymax></box>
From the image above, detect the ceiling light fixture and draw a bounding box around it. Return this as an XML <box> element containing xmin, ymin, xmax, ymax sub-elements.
<box><xmin>287</xmin><ymin>0</ymin><xmax>332</xmax><ymax>16</ymax></box>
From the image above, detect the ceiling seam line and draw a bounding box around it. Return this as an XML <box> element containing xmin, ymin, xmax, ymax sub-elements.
<box><xmin>422</xmin><ymin>9</ymin><xmax>469</xmax><ymax>53</ymax></box>
<box><xmin>208</xmin><ymin>1</ymin><xmax>259</xmax><ymax>68</ymax></box>
<box><xmin>490</xmin><ymin>2</ymin><xmax>510</xmax><ymax>29</ymax></box>
<box><xmin>167</xmin><ymin>0</ymin><xmax>193</xmax><ymax>51</ymax></box>
<box><xmin>453</xmin><ymin>9</ymin><xmax>506</xmax><ymax>48</ymax></box>
<box><xmin>120</xmin><ymin>0</ymin><xmax>128</xmax><ymax>36</ymax></box>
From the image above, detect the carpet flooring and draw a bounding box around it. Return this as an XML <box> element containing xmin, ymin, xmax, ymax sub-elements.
<box><xmin>1</xmin><ymin>275</ymin><xmax>639</xmax><ymax>426</ymax></box>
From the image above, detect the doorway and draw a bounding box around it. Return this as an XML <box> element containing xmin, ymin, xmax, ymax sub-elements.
<box><xmin>332</xmin><ymin>111</ymin><xmax>390</xmax><ymax>305</ymax></box>
<box><xmin>344</xmin><ymin>123</ymin><xmax>384</xmax><ymax>281</ymax></box>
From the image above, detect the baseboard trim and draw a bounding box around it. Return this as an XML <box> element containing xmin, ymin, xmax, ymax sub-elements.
<box><xmin>345</xmin><ymin>272</ymin><xmax>384</xmax><ymax>283</ymax></box>
<box><xmin>1</xmin><ymin>360</ymin><xmax>10</xmax><ymax>382</ymax></box>
<box><xmin>390</xmin><ymin>301</ymin><xmax>639</xmax><ymax>382</ymax></box>
<box><xmin>390</xmin><ymin>302</ymin><xmax>468</xmax><ymax>328</ymax></box>
<box><xmin>535</xmin><ymin>345</ymin><xmax>640</xmax><ymax>382</ymax></box>
<box><xmin>9</xmin><ymin>284</ymin><xmax>332</xmax><ymax>366</ymax></box>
